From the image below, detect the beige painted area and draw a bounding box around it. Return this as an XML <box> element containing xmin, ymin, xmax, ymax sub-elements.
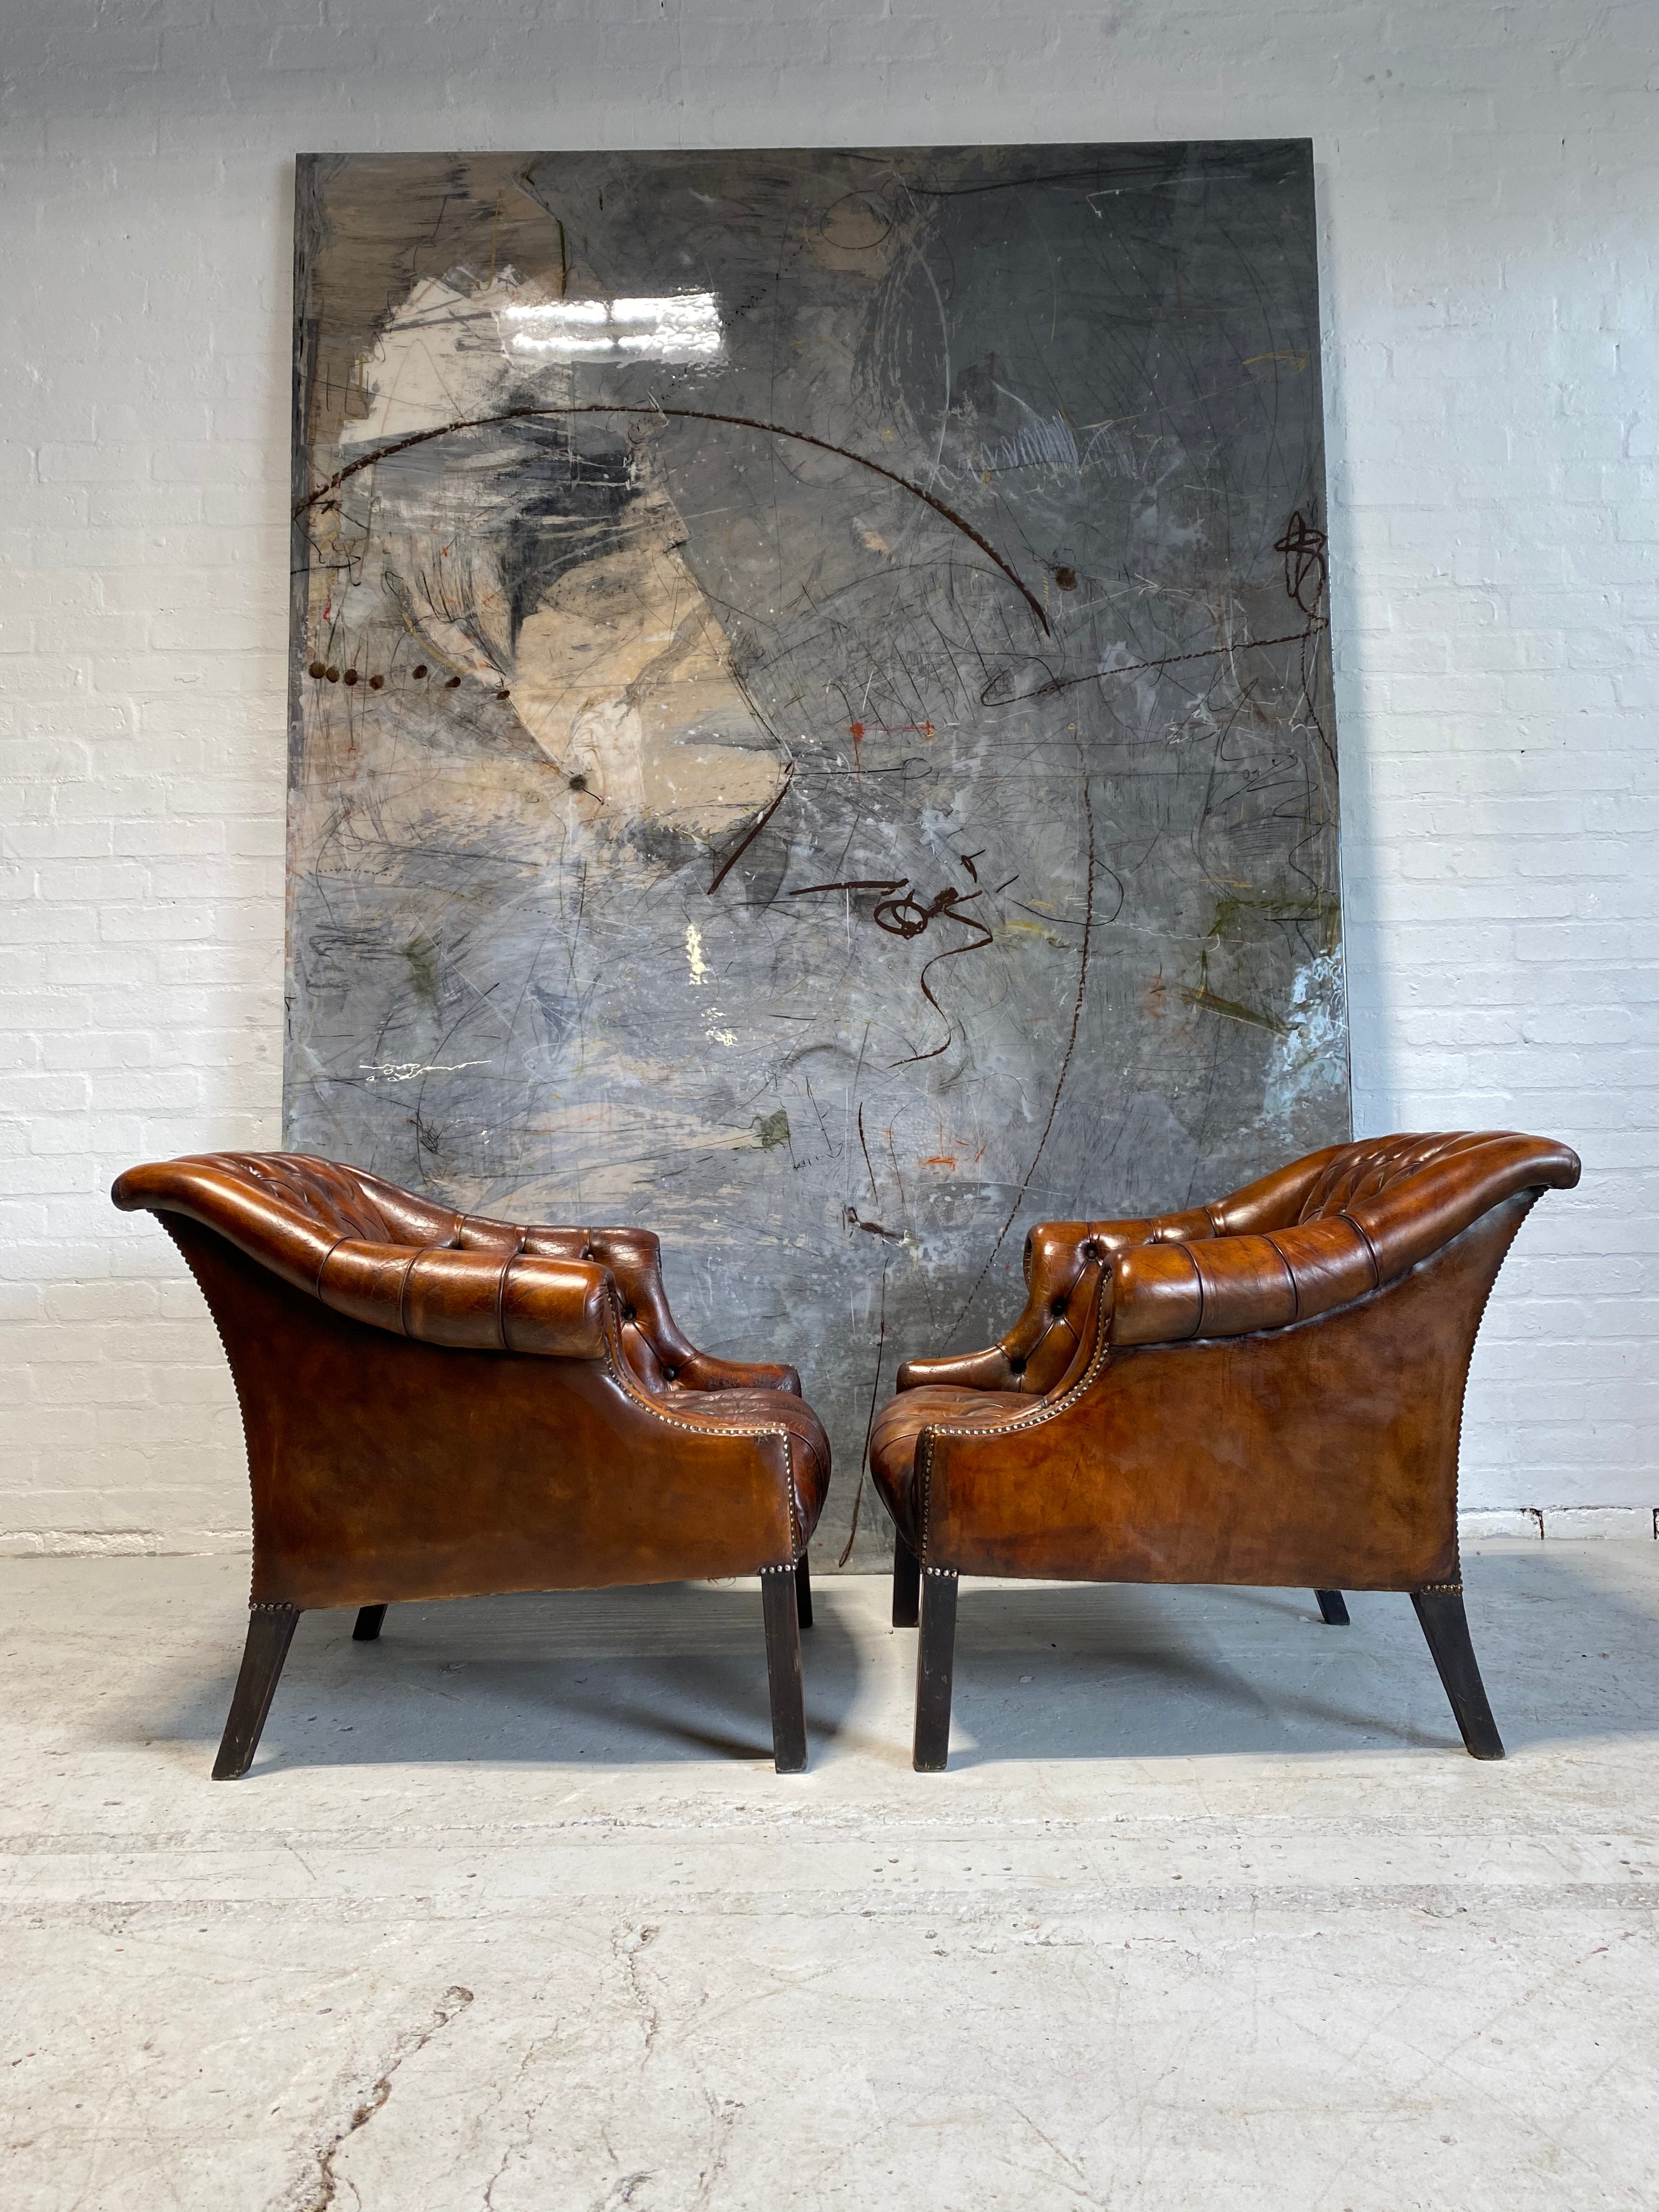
<box><xmin>337</xmin><ymin>272</ymin><xmax>785</xmax><ymax>845</ymax></box>
<box><xmin>511</xmin><ymin>489</ymin><xmax>786</xmax><ymax>833</ymax></box>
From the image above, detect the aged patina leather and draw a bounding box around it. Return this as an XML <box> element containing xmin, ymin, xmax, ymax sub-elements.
<box><xmin>112</xmin><ymin>1152</ymin><xmax>828</xmax><ymax>1773</ymax></box>
<box><xmin>872</xmin><ymin>1131</ymin><xmax>1580</xmax><ymax>1765</ymax></box>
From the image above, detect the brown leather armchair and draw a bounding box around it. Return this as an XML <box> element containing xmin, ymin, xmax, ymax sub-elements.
<box><xmin>871</xmin><ymin>1132</ymin><xmax>1580</xmax><ymax>1770</ymax></box>
<box><xmin>112</xmin><ymin>1153</ymin><xmax>830</xmax><ymax>1777</ymax></box>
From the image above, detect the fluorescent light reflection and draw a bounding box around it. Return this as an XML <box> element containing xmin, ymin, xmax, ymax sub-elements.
<box><xmin>501</xmin><ymin>293</ymin><xmax>724</xmax><ymax>364</ymax></box>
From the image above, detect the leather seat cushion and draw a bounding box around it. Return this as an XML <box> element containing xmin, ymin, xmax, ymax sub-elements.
<box><xmin>661</xmin><ymin>1385</ymin><xmax>832</xmax><ymax>1545</ymax></box>
<box><xmin>870</xmin><ymin>1384</ymin><xmax>1030</xmax><ymax>1545</ymax></box>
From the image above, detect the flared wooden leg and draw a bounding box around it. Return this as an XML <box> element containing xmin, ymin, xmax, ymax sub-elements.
<box><xmin>761</xmin><ymin>1565</ymin><xmax>808</xmax><ymax>1772</ymax></box>
<box><xmin>1314</xmin><ymin>1590</ymin><xmax>1350</xmax><ymax>1626</ymax></box>
<box><xmin>892</xmin><ymin>1530</ymin><xmax>922</xmax><ymax>1628</ymax></box>
<box><xmin>913</xmin><ymin>1568</ymin><xmax>959</xmax><ymax>1772</ymax></box>
<box><xmin>352</xmin><ymin>1605</ymin><xmax>387</xmax><ymax>1642</ymax></box>
<box><xmin>212</xmin><ymin>1604</ymin><xmax>300</xmax><ymax>1781</ymax></box>
<box><xmin>795</xmin><ymin>1554</ymin><xmax>814</xmax><ymax>1630</ymax></box>
<box><xmin>1412</xmin><ymin>1586</ymin><xmax>1504</xmax><ymax>1760</ymax></box>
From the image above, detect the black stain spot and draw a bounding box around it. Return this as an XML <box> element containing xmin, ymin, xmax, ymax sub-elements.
<box><xmin>369</xmin><ymin>674</ymin><xmax>383</xmax><ymax>690</ymax></box>
<box><xmin>308</xmin><ymin>659</ymin><xmax>326</xmax><ymax>679</ymax></box>
<box><xmin>343</xmin><ymin>669</ymin><xmax>359</xmax><ymax>686</ymax></box>
<box><xmin>445</xmin><ymin>675</ymin><xmax>461</xmax><ymax>690</ymax></box>
<box><xmin>325</xmin><ymin>666</ymin><xmax>340</xmax><ymax>682</ymax></box>
<box><xmin>567</xmin><ymin>773</ymin><xmax>588</xmax><ymax>792</ymax></box>
<box><xmin>1054</xmin><ymin>566</ymin><xmax>1077</xmax><ymax>590</ymax></box>
<box><xmin>495</xmin><ymin>689</ymin><xmax>510</xmax><ymax>701</ymax></box>
<box><xmin>413</xmin><ymin>664</ymin><xmax>428</xmax><ymax>680</ymax></box>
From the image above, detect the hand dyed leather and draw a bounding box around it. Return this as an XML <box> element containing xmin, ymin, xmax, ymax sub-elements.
<box><xmin>112</xmin><ymin>1153</ymin><xmax>828</xmax><ymax>1606</ymax></box>
<box><xmin>873</xmin><ymin>1131</ymin><xmax>1579</xmax><ymax>1591</ymax></box>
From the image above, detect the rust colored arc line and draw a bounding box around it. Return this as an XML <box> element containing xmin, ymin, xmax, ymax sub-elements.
<box><xmin>294</xmin><ymin>402</ymin><xmax>1050</xmax><ymax>637</ymax></box>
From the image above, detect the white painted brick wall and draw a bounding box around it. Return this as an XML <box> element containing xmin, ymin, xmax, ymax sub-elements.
<box><xmin>3</xmin><ymin>0</ymin><xmax>1655</xmax><ymax>1553</ymax></box>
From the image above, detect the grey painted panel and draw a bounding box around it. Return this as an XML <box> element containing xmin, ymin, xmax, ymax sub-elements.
<box><xmin>286</xmin><ymin>144</ymin><xmax>1348</xmax><ymax>1560</ymax></box>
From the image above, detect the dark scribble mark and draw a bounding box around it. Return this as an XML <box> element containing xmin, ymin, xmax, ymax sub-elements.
<box><xmin>789</xmin><ymin>876</ymin><xmax>997</xmax><ymax>1062</ymax></box>
<box><xmin>707</xmin><ymin>761</ymin><xmax>795</xmax><ymax>895</ymax></box>
<box><xmin>857</xmin><ymin>1101</ymin><xmax>878</xmax><ymax>1201</ymax></box>
<box><xmin>1275</xmin><ymin>509</ymin><xmax>1328</xmax><ymax>617</ymax></box>
<box><xmin>844</xmin><ymin>1205</ymin><xmax>902</xmax><ymax>1240</ymax></box>
<box><xmin>839</xmin><ymin>1253</ymin><xmax>889</xmax><ymax>1568</ymax></box>
<box><xmin>791</xmin><ymin>877</ymin><xmax>906</xmax><ymax>901</ymax></box>
<box><xmin>958</xmin><ymin>736</ymin><xmax>1096</xmax><ymax>1324</ymax></box>
<box><xmin>295</xmin><ymin>403</ymin><xmax>1049</xmax><ymax>635</ymax></box>
<box><xmin>895</xmin><ymin>902</ymin><xmax>996</xmax><ymax>1066</ymax></box>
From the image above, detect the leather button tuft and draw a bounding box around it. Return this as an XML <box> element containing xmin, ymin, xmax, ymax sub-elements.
<box><xmin>1008</xmin><ymin>1356</ymin><xmax>1026</xmax><ymax>1375</ymax></box>
<box><xmin>1052</xmin><ymin>1297</ymin><xmax>1069</xmax><ymax>1317</ymax></box>
<box><xmin>663</xmin><ymin>1365</ymin><xmax>678</xmax><ymax>1382</ymax></box>
<box><xmin>622</xmin><ymin>1305</ymin><xmax>636</xmax><ymax>1322</ymax></box>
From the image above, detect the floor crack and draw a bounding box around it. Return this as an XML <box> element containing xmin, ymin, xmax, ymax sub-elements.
<box><xmin>297</xmin><ymin>1984</ymin><xmax>474</xmax><ymax>2211</ymax></box>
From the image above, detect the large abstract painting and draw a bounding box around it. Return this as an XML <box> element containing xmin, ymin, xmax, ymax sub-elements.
<box><xmin>286</xmin><ymin>143</ymin><xmax>1348</xmax><ymax>1555</ymax></box>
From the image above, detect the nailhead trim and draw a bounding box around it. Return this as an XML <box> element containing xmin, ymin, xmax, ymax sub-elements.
<box><xmin>599</xmin><ymin>1324</ymin><xmax>803</xmax><ymax>1559</ymax></box>
<box><xmin>1418</xmin><ymin>1581</ymin><xmax>1464</xmax><ymax>1594</ymax></box>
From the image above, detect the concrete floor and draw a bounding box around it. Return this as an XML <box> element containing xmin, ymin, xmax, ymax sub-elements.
<box><xmin>3</xmin><ymin>1546</ymin><xmax>1656</xmax><ymax>2210</ymax></box>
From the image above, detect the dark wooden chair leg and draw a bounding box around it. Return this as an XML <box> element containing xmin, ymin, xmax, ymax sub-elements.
<box><xmin>352</xmin><ymin>1605</ymin><xmax>387</xmax><ymax>1642</ymax></box>
<box><xmin>913</xmin><ymin>1568</ymin><xmax>959</xmax><ymax>1771</ymax></box>
<box><xmin>212</xmin><ymin>1604</ymin><xmax>300</xmax><ymax>1780</ymax></box>
<box><xmin>1412</xmin><ymin>1587</ymin><xmax>1504</xmax><ymax>1760</ymax></box>
<box><xmin>892</xmin><ymin>1530</ymin><xmax>922</xmax><ymax>1628</ymax></box>
<box><xmin>1314</xmin><ymin>1590</ymin><xmax>1350</xmax><ymax>1626</ymax></box>
<box><xmin>761</xmin><ymin>1566</ymin><xmax>808</xmax><ymax>1772</ymax></box>
<box><xmin>795</xmin><ymin>1554</ymin><xmax>814</xmax><ymax>1630</ymax></box>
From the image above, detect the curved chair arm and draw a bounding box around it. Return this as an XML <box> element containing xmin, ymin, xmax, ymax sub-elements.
<box><xmin>896</xmin><ymin>1205</ymin><xmax>1230</xmax><ymax>1399</ymax></box>
<box><xmin>675</xmin><ymin>1350</ymin><xmax>802</xmax><ymax>1394</ymax></box>
<box><xmin>546</xmin><ymin>1227</ymin><xmax>801</xmax><ymax>1395</ymax></box>
<box><xmin>1111</xmin><ymin>1131</ymin><xmax>1581</xmax><ymax>1347</ymax></box>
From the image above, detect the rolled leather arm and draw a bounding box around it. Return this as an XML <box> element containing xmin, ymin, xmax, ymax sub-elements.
<box><xmin>898</xmin><ymin>1216</ymin><xmax>1162</xmax><ymax>1395</ymax></box>
<box><xmin>1111</xmin><ymin>1131</ymin><xmax>1582</xmax><ymax>1347</ymax></box>
<box><xmin>675</xmin><ymin>1350</ymin><xmax>802</xmax><ymax>1395</ymax></box>
<box><xmin>898</xmin><ymin>1343</ymin><xmax>1028</xmax><ymax>1391</ymax></box>
<box><xmin>319</xmin><ymin>1240</ymin><xmax>612</xmax><ymax>1357</ymax></box>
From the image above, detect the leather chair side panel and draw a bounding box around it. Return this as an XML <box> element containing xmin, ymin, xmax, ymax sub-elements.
<box><xmin>918</xmin><ymin>1193</ymin><xmax>1534</xmax><ymax>1589</ymax></box>
<box><xmin>167</xmin><ymin>1221</ymin><xmax>800</xmax><ymax>1610</ymax></box>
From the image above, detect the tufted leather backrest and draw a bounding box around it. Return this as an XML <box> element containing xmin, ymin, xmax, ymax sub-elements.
<box><xmin>1292</xmin><ymin>1132</ymin><xmax>1503</xmax><ymax>1226</ymax></box>
<box><xmin>111</xmin><ymin>1152</ymin><xmax>696</xmax><ymax>1380</ymax></box>
<box><xmin>1110</xmin><ymin>1130</ymin><xmax>1582</xmax><ymax>1348</ymax></box>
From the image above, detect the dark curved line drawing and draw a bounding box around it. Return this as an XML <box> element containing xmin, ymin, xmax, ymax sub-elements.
<box><xmin>980</xmin><ymin>620</ymin><xmax>1329</xmax><ymax>708</ymax></box>
<box><xmin>707</xmin><ymin>761</ymin><xmax>796</xmax><ymax>895</ymax></box>
<box><xmin>955</xmin><ymin>738</ymin><xmax>1097</xmax><ymax>1323</ymax></box>
<box><xmin>295</xmin><ymin>402</ymin><xmax>1051</xmax><ymax>636</ymax></box>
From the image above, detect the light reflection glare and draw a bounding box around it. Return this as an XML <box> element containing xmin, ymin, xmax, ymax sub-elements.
<box><xmin>500</xmin><ymin>292</ymin><xmax>724</xmax><ymax>364</ymax></box>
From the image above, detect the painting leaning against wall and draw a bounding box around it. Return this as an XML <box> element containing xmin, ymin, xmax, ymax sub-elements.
<box><xmin>286</xmin><ymin>143</ymin><xmax>1349</xmax><ymax>1561</ymax></box>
